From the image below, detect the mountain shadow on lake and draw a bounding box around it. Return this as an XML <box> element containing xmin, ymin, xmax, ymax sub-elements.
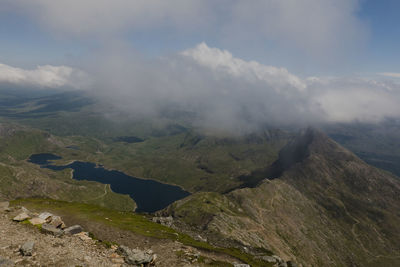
<box><xmin>28</xmin><ymin>153</ymin><xmax>190</xmax><ymax>213</ymax></box>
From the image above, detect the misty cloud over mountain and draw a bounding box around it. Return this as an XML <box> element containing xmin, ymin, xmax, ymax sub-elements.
<box><xmin>1</xmin><ymin>43</ymin><xmax>399</xmax><ymax>133</ymax></box>
<box><xmin>1</xmin><ymin>1</ymin><xmax>399</xmax><ymax>133</ymax></box>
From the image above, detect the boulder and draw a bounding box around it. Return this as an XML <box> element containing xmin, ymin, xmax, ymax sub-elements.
<box><xmin>29</xmin><ymin>217</ymin><xmax>46</xmax><ymax>225</ymax></box>
<box><xmin>20</xmin><ymin>241</ymin><xmax>35</xmax><ymax>256</ymax></box>
<box><xmin>41</xmin><ymin>223</ymin><xmax>64</xmax><ymax>237</ymax></box>
<box><xmin>48</xmin><ymin>216</ymin><xmax>66</xmax><ymax>228</ymax></box>
<box><xmin>117</xmin><ymin>245</ymin><xmax>156</xmax><ymax>265</ymax></box>
<box><xmin>13</xmin><ymin>212</ymin><xmax>30</xmax><ymax>222</ymax></box>
<box><xmin>287</xmin><ymin>261</ymin><xmax>298</xmax><ymax>267</ymax></box>
<box><xmin>64</xmin><ymin>225</ymin><xmax>83</xmax><ymax>235</ymax></box>
<box><xmin>38</xmin><ymin>212</ymin><xmax>53</xmax><ymax>222</ymax></box>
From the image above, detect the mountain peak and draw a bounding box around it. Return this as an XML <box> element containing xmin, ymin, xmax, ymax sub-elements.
<box><xmin>263</xmin><ymin>127</ymin><xmax>356</xmax><ymax>180</ymax></box>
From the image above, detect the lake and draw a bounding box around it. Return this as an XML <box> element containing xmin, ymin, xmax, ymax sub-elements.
<box><xmin>28</xmin><ymin>153</ymin><xmax>190</xmax><ymax>213</ymax></box>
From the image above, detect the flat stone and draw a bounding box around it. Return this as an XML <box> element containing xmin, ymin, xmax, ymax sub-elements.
<box><xmin>233</xmin><ymin>264</ymin><xmax>250</xmax><ymax>267</ymax></box>
<box><xmin>29</xmin><ymin>217</ymin><xmax>46</xmax><ymax>225</ymax></box>
<box><xmin>38</xmin><ymin>212</ymin><xmax>53</xmax><ymax>221</ymax></box>
<box><xmin>20</xmin><ymin>241</ymin><xmax>35</xmax><ymax>256</ymax></box>
<box><xmin>41</xmin><ymin>223</ymin><xmax>64</xmax><ymax>237</ymax></box>
<box><xmin>13</xmin><ymin>212</ymin><xmax>30</xmax><ymax>222</ymax></box>
<box><xmin>64</xmin><ymin>225</ymin><xmax>83</xmax><ymax>235</ymax></box>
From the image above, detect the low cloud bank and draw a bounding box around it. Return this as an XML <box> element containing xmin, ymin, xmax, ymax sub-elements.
<box><xmin>2</xmin><ymin>43</ymin><xmax>400</xmax><ymax>133</ymax></box>
<box><xmin>0</xmin><ymin>63</ymin><xmax>87</xmax><ymax>89</ymax></box>
<box><xmin>87</xmin><ymin>43</ymin><xmax>400</xmax><ymax>133</ymax></box>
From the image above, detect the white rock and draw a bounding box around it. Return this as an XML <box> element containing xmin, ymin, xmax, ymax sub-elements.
<box><xmin>38</xmin><ymin>212</ymin><xmax>53</xmax><ymax>221</ymax></box>
<box><xmin>29</xmin><ymin>217</ymin><xmax>46</xmax><ymax>225</ymax></box>
<box><xmin>13</xmin><ymin>212</ymin><xmax>30</xmax><ymax>222</ymax></box>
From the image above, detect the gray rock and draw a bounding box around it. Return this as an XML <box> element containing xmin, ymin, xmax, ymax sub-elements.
<box><xmin>20</xmin><ymin>241</ymin><xmax>35</xmax><ymax>256</ymax></box>
<box><xmin>0</xmin><ymin>256</ymin><xmax>13</xmax><ymax>267</ymax></box>
<box><xmin>20</xmin><ymin>207</ymin><xmax>29</xmax><ymax>213</ymax></box>
<box><xmin>258</xmin><ymin>255</ymin><xmax>277</xmax><ymax>263</ymax></box>
<box><xmin>272</xmin><ymin>255</ymin><xmax>284</xmax><ymax>263</ymax></box>
<box><xmin>48</xmin><ymin>216</ymin><xmax>65</xmax><ymax>228</ymax></box>
<box><xmin>38</xmin><ymin>212</ymin><xmax>53</xmax><ymax>221</ymax></box>
<box><xmin>13</xmin><ymin>212</ymin><xmax>30</xmax><ymax>222</ymax></box>
<box><xmin>233</xmin><ymin>264</ymin><xmax>250</xmax><ymax>267</ymax></box>
<box><xmin>64</xmin><ymin>225</ymin><xmax>83</xmax><ymax>235</ymax></box>
<box><xmin>41</xmin><ymin>223</ymin><xmax>64</xmax><ymax>237</ymax></box>
<box><xmin>287</xmin><ymin>261</ymin><xmax>298</xmax><ymax>267</ymax></box>
<box><xmin>279</xmin><ymin>263</ymin><xmax>288</xmax><ymax>267</ymax></box>
<box><xmin>152</xmin><ymin>216</ymin><xmax>173</xmax><ymax>227</ymax></box>
<box><xmin>117</xmin><ymin>245</ymin><xmax>156</xmax><ymax>265</ymax></box>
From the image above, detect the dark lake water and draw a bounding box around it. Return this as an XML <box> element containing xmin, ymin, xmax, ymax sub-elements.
<box><xmin>28</xmin><ymin>153</ymin><xmax>190</xmax><ymax>213</ymax></box>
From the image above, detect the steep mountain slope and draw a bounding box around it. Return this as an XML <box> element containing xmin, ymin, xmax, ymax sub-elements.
<box><xmin>163</xmin><ymin>128</ymin><xmax>400</xmax><ymax>266</ymax></box>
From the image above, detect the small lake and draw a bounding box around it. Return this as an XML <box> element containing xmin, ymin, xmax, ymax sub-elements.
<box><xmin>28</xmin><ymin>153</ymin><xmax>190</xmax><ymax>213</ymax></box>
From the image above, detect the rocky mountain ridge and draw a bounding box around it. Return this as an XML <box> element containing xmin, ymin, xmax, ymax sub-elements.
<box><xmin>162</xmin><ymin>128</ymin><xmax>400</xmax><ymax>266</ymax></box>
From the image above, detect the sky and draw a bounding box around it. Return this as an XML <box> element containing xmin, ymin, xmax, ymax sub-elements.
<box><xmin>0</xmin><ymin>0</ymin><xmax>399</xmax><ymax>133</ymax></box>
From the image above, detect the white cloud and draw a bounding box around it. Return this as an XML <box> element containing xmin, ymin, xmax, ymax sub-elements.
<box><xmin>0</xmin><ymin>63</ymin><xmax>87</xmax><ymax>89</ymax></box>
<box><xmin>86</xmin><ymin>42</ymin><xmax>400</xmax><ymax>133</ymax></box>
<box><xmin>307</xmin><ymin>77</ymin><xmax>400</xmax><ymax>123</ymax></box>
<box><xmin>182</xmin><ymin>43</ymin><xmax>306</xmax><ymax>92</ymax></box>
<box><xmin>378</xmin><ymin>72</ymin><xmax>400</xmax><ymax>78</ymax></box>
<box><xmin>3</xmin><ymin>42</ymin><xmax>397</xmax><ymax>132</ymax></box>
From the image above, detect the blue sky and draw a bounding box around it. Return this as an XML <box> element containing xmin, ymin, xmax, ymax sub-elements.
<box><xmin>358</xmin><ymin>0</ymin><xmax>400</xmax><ymax>73</ymax></box>
<box><xmin>0</xmin><ymin>0</ymin><xmax>399</xmax><ymax>76</ymax></box>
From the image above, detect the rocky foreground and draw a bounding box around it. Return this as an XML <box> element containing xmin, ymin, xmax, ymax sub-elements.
<box><xmin>0</xmin><ymin>201</ymin><xmax>157</xmax><ymax>267</ymax></box>
<box><xmin>0</xmin><ymin>201</ymin><xmax>253</xmax><ymax>267</ymax></box>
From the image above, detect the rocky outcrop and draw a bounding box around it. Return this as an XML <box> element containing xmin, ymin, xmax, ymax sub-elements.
<box><xmin>1</xmin><ymin>205</ymin><xmax>162</xmax><ymax>266</ymax></box>
<box><xmin>117</xmin><ymin>245</ymin><xmax>156</xmax><ymax>266</ymax></box>
<box><xmin>152</xmin><ymin>216</ymin><xmax>173</xmax><ymax>227</ymax></box>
